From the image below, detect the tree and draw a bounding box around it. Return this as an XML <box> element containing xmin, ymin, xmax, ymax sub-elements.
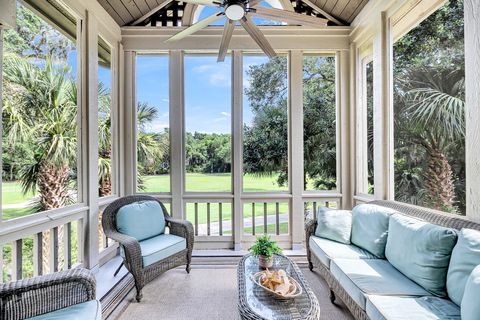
<box><xmin>393</xmin><ymin>0</ymin><xmax>465</xmax><ymax>213</ymax></box>
<box><xmin>3</xmin><ymin>54</ymin><xmax>77</xmax><ymax>211</ymax></box>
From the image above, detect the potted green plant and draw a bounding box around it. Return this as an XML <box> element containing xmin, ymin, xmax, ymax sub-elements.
<box><xmin>249</xmin><ymin>235</ymin><xmax>283</xmax><ymax>268</ymax></box>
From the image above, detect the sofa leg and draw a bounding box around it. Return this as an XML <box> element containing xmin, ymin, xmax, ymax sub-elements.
<box><xmin>186</xmin><ymin>264</ymin><xmax>191</xmax><ymax>274</ymax></box>
<box><xmin>308</xmin><ymin>261</ymin><xmax>313</xmax><ymax>271</ymax></box>
<box><xmin>329</xmin><ymin>289</ymin><xmax>336</xmax><ymax>304</ymax></box>
<box><xmin>136</xmin><ymin>289</ymin><xmax>143</xmax><ymax>302</ymax></box>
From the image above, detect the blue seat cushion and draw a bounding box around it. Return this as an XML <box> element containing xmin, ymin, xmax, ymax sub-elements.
<box><xmin>330</xmin><ymin>259</ymin><xmax>430</xmax><ymax>310</ymax></box>
<box><xmin>309</xmin><ymin>236</ymin><xmax>376</xmax><ymax>269</ymax></box>
<box><xmin>27</xmin><ymin>300</ymin><xmax>101</xmax><ymax>320</ymax></box>
<box><xmin>447</xmin><ymin>228</ymin><xmax>480</xmax><ymax>306</ymax></box>
<box><xmin>138</xmin><ymin>234</ymin><xmax>186</xmax><ymax>267</ymax></box>
<box><xmin>116</xmin><ymin>200</ymin><xmax>166</xmax><ymax>241</ymax></box>
<box><xmin>385</xmin><ymin>214</ymin><xmax>458</xmax><ymax>297</ymax></box>
<box><xmin>366</xmin><ymin>295</ymin><xmax>460</xmax><ymax>320</ymax></box>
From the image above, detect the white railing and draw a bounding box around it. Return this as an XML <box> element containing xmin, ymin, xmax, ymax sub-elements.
<box><xmin>0</xmin><ymin>211</ymin><xmax>86</xmax><ymax>283</ymax></box>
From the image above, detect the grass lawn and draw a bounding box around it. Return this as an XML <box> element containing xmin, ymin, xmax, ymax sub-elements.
<box><xmin>141</xmin><ymin>173</ymin><xmax>288</xmax><ymax>193</ymax></box>
<box><xmin>2</xmin><ymin>181</ymin><xmax>36</xmax><ymax>205</ymax></box>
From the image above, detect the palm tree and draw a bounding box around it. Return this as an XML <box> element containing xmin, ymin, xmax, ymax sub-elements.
<box><xmin>3</xmin><ymin>53</ymin><xmax>78</xmax><ymax>211</ymax></box>
<box><xmin>98</xmin><ymin>83</ymin><xmax>112</xmax><ymax>197</ymax></box>
<box><xmin>396</xmin><ymin>66</ymin><xmax>465</xmax><ymax>212</ymax></box>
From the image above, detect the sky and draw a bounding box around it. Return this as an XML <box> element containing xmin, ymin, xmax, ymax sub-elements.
<box><xmin>136</xmin><ymin>54</ymin><xmax>271</xmax><ymax>134</ymax></box>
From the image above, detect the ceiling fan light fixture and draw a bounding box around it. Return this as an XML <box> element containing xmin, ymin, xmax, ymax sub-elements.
<box><xmin>225</xmin><ymin>1</ymin><xmax>245</xmax><ymax>20</ymax></box>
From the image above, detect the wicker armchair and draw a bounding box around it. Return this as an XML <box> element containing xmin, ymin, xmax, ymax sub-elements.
<box><xmin>102</xmin><ymin>195</ymin><xmax>194</xmax><ymax>302</ymax></box>
<box><xmin>0</xmin><ymin>268</ymin><xmax>97</xmax><ymax>320</ymax></box>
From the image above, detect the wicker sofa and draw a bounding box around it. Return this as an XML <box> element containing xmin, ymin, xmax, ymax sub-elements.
<box><xmin>102</xmin><ymin>195</ymin><xmax>194</xmax><ymax>302</ymax></box>
<box><xmin>0</xmin><ymin>268</ymin><xmax>99</xmax><ymax>320</ymax></box>
<box><xmin>305</xmin><ymin>200</ymin><xmax>480</xmax><ymax>320</ymax></box>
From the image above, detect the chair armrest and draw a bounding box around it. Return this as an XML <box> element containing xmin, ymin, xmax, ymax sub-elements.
<box><xmin>0</xmin><ymin>268</ymin><xmax>95</xmax><ymax>319</ymax></box>
<box><xmin>165</xmin><ymin>217</ymin><xmax>194</xmax><ymax>251</ymax></box>
<box><xmin>104</xmin><ymin>230</ymin><xmax>144</xmax><ymax>276</ymax></box>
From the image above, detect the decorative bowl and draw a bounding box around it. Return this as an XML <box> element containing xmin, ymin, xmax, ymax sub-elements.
<box><xmin>251</xmin><ymin>271</ymin><xmax>303</xmax><ymax>300</ymax></box>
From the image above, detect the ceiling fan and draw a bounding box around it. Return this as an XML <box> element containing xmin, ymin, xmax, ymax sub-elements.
<box><xmin>165</xmin><ymin>0</ymin><xmax>328</xmax><ymax>62</ymax></box>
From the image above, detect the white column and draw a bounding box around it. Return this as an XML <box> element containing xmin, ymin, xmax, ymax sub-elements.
<box><xmin>289</xmin><ymin>51</ymin><xmax>304</xmax><ymax>250</ymax></box>
<box><xmin>123</xmin><ymin>51</ymin><xmax>136</xmax><ymax>196</ymax></box>
<box><xmin>85</xmin><ymin>12</ymin><xmax>99</xmax><ymax>268</ymax></box>
<box><xmin>232</xmin><ymin>51</ymin><xmax>243</xmax><ymax>250</ymax></box>
<box><xmin>465</xmin><ymin>0</ymin><xmax>480</xmax><ymax>222</ymax></box>
<box><xmin>169</xmin><ymin>50</ymin><xmax>185</xmax><ymax>220</ymax></box>
<box><xmin>373</xmin><ymin>11</ymin><xmax>394</xmax><ymax>200</ymax></box>
<box><xmin>338</xmin><ymin>50</ymin><xmax>352</xmax><ymax>209</ymax></box>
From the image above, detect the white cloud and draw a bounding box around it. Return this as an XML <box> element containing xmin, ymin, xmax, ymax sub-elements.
<box><xmin>145</xmin><ymin>119</ymin><xmax>169</xmax><ymax>133</ymax></box>
<box><xmin>220</xmin><ymin>111</ymin><xmax>231</xmax><ymax>117</ymax></box>
<box><xmin>192</xmin><ymin>63</ymin><xmax>231</xmax><ymax>87</ymax></box>
<box><xmin>161</xmin><ymin>98</ymin><xmax>169</xmax><ymax>102</ymax></box>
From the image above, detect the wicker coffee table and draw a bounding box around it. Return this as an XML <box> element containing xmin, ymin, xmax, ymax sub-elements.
<box><xmin>237</xmin><ymin>254</ymin><xmax>321</xmax><ymax>320</ymax></box>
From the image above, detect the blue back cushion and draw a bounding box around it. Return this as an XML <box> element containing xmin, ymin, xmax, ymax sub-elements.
<box><xmin>461</xmin><ymin>265</ymin><xmax>480</xmax><ymax>320</ymax></box>
<box><xmin>315</xmin><ymin>207</ymin><xmax>352</xmax><ymax>244</ymax></box>
<box><xmin>385</xmin><ymin>214</ymin><xmax>458</xmax><ymax>297</ymax></box>
<box><xmin>351</xmin><ymin>204</ymin><xmax>397</xmax><ymax>258</ymax></box>
<box><xmin>116</xmin><ymin>200</ymin><xmax>166</xmax><ymax>241</ymax></box>
<box><xmin>447</xmin><ymin>228</ymin><xmax>480</xmax><ymax>306</ymax></box>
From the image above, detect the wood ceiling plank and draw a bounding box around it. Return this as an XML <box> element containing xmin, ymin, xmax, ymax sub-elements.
<box><xmin>339</xmin><ymin>0</ymin><xmax>362</xmax><ymax>22</ymax></box>
<box><xmin>312</xmin><ymin>0</ymin><xmax>328</xmax><ymax>9</ymax></box>
<box><xmin>302</xmin><ymin>0</ymin><xmax>344</xmax><ymax>25</ymax></box>
<box><xmin>144</xmin><ymin>0</ymin><xmax>159</xmax><ymax>9</ymax></box>
<box><xmin>131</xmin><ymin>0</ymin><xmax>174</xmax><ymax>25</ymax></box>
<box><xmin>346</xmin><ymin>0</ymin><xmax>368</xmax><ymax>22</ymax></box>
<box><xmin>134</xmin><ymin>0</ymin><xmax>151</xmax><ymax>14</ymax></box>
<box><xmin>120</xmin><ymin>0</ymin><xmax>143</xmax><ymax>19</ymax></box>
<box><xmin>107</xmin><ymin>0</ymin><xmax>135</xmax><ymax>24</ymax></box>
<box><xmin>331</xmin><ymin>0</ymin><xmax>351</xmax><ymax>17</ymax></box>
<box><xmin>98</xmin><ymin>0</ymin><xmax>127</xmax><ymax>25</ymax></box>
<box><xmin>322</xmin><ymin>0</ymin><xmax>339</xmax><ymax>13</ymax></box>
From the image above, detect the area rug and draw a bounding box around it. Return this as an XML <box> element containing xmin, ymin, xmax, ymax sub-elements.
<box><xmin>116</xmin><ymin>266</ymin><xmax>353</xmax><ymax>320</ymax></box>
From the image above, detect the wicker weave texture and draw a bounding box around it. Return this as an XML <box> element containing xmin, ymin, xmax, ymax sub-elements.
<box><xmin>0</xmin><ymin>268</ymin><xmax>96</xmax><ymax>320</ymax></box>
<box><xmin>102</xmin><ymin>195</ymin><xmax>194</xmax><ymax>302</ymax></box>
<box><xmin>305</xmin><ymin>200</ymin><xmax>480</xmax><ymax>320</ymax></box>
<box><xmin>237</xmin><ymin>254</ymin><xmax>321</xmax><ymax>320</ymax></box>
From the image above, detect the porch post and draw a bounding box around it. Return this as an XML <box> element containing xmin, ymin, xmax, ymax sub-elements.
<box><xmin>372</xmin><ymin>11</ymin><xmax>394</xmax><ymax>201</ymax></box>
<box><xmin>123</xmin><ymin>50</ymin><xmax>136</xmax><ymax>195</ymax></box>
<box><xmin>232</xmin><ymin>50</ymin><xmax>243</xmax><ymax>250</ymax></box>
<box><xmin>169</xmin><ymin>50</ymin><xmax>185</xmax><ymax>220</ymax></box>
<box><xmin>84</xmin><ymin>12</ymin><xmax>99</xmax><ymax>268</ymax></box>
<box><xmin>465</xmin><ymin>0</ymin><xmax>480</xmax><ymax>222</ymax></box>
<box><xmin>289</xmin><ymin>50</ymin><xmax>304</xmax><ymax>250</ymax></box>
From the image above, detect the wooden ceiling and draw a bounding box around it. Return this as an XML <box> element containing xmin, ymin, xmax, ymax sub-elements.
<box><xmin>97</xmin><ymin>0</ymin><xmax>368</xmax><ymax>27</ymax></box>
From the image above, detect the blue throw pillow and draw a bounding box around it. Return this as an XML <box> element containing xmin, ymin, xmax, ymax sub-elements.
<box><xmin>351</xmin><ymin>204</ymin><xmax>397</xmax><ymax>258</ymax></box>
<box><xmin>315</xmin><ymin>207</ymin><xmax>352</xmax><ymax>244</ymax></box>
<box><xmin>385</xmin><ymin>214</ymin><xmax>458</xmax><ymax>297</ymax></box>
<box><xmin>116</xmin><ymin>200</ymin><xmax>166</xmax><ymax>241</ymax></box>
<box><xmin>461</xmin><ymin>265</ymin><xmax>480</xmax><ymax>320</ymax></box>
<box><xmin>447</xmin><ymin>228</ymin><xmax>480</xmax><ymax>306</ymax></box>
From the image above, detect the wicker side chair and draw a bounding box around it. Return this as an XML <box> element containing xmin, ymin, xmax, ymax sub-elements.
<box><xmin>102</xmin><ymin>195</ymin><xmax>194</xmax><ymax>302</ymax></box>
<box><xmin>0</xmin><ymin>268</ymin><xmax>98</xmax><ymax>320</ymax></box>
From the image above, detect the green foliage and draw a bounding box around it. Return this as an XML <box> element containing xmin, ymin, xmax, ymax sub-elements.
<box><xmin>249</xmin><ymin>235</ymin><xmax>282</xmax><ymax>259</ymax></box>
<box><xmin>393</xmin><ymin>0</ymin><xmax>465</xmax><ymax>213</ymax></box>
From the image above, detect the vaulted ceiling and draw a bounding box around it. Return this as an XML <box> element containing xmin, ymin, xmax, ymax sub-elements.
<box><xmin>97</xmin><ymin>0</ymin><xmax>368</xmax><ymax>27</ymax></box>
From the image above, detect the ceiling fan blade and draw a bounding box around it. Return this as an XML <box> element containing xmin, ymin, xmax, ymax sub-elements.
<box><xmin>166</xmin><ymin>12</ymin><xmax>224</xmax><ymax>42</ymax></box>
<box><xmin>250</xmin><ymin>7</ymin><xmax>328</xmax><ymax>28</ymax></box>
<box><xmin>249</xmin><ymin>0</ymin><xmax>262</xmax><ymax>7</ymax></box>
<box><xmin>218</xmin><ymin>19</ymin><xmax>235</xmax><ymax>62</ymax></box>
<box><xmin>239</xmin><ymin>15</ymin><xmax>276</xmax><ymax>58</ymax></box>
<box><xmin>181</xmin><ymin>0</ymin><xmax>219</xmax><ymax>7</ymax></box>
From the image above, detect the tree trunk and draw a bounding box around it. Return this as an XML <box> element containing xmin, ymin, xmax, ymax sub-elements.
<box><xmin>423</xmin><ymin>148</ymin><xmax>456</xmax><ymax>212</ymax></box>
<box><xmin>99</xmin><ymin>177</ymin><xmax>112</xmax><ymax>197</ymax></box>
<box><xmin>38</xmin><ymin>163</ymin><xmax>70</xmax><ymax>273</ymax></box>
